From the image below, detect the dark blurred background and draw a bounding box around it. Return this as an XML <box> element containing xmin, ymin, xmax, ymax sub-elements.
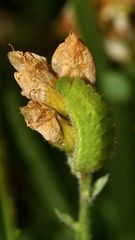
<box><xmin>0</xmin><ymin>0</ymin><xmax>135</xmax><ymax>240</ymax></box>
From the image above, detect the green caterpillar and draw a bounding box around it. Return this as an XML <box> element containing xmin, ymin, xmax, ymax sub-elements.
<box><xmin>57</xmin><ymin>77</ymin><xmax>113</xmax><ymax>174</ymax></box>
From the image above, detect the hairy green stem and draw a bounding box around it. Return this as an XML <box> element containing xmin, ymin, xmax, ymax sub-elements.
<box><xmin>76</xmin><ymin>173</ymin><xmax>92</xmax><ymax>240</ymax></box>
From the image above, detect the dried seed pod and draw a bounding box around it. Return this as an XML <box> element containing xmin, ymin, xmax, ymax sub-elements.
<box><xmin>51</xmin><ymin>32</ymin><xmax>96</xmax><ymax>84</ymax></box>
<box><xmin>21</xmin><ymin>101</ymin><xmax>63</xmax><ymax>143</ymax></box>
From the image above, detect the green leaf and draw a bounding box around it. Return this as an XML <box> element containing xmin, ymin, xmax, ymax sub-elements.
<box><xmin>91</xmin><ymin>174</ymin><xmax>109</xmax><ymax>201</ymax></box>
<box><xmin>55</xmin><ymin>209</ymin><xmax>77</xmax><ymax>231</ymax></box>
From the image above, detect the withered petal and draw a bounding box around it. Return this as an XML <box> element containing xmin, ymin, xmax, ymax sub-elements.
<box><xmin>8</xmin><ymin>51</ymin><xmax>56</xmax><ymax>86</ymax></box>
<box><xmin>51</xmin><ymin>32</ymin><xmax>96</xmax><ymax>84</ymax></box>
<box><xmin>21</xmin><ymin>101</ymin><xmax>63</xmax><ymax>143</ymax></box>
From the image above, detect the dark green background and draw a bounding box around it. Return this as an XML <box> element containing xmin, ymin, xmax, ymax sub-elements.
<box><xmin>0</xmin><ymin>0</ymin><xmax>135</xmax><ymax>239</ymax></box>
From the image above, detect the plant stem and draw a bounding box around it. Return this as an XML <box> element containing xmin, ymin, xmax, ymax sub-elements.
<box><xmin>76</xmin><ymin>173</ymin><xmax>92</xmax><ymax>240</ymax></box>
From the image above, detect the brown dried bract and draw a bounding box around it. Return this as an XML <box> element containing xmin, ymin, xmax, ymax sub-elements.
<box><xmin>8</xmin><ymin>51</ymin><xmax>56</xmax><ymax>84</ymax></box>
<box><xmin>13</xmin><ymin>71</ymin><xmax>55</xmax><ymax>104</ymax></box>
<box><xmin>8</xmin><ymin>51</ymin><xmax>56</xmax><ymax>99</ymax></box>
<box><xmin>8</xmin><ymin>51</ymin><xmax>66</xmax><ymax>112</ymax></box>
<box><xmin>21</xmin><ymin>101</ymin><xmax>63</xmax><ymax>143</ymax></box>
<box><xmin>51</xmin><ymin>32</ymin><xmax>96</xmax><ymax>84</ymax></box>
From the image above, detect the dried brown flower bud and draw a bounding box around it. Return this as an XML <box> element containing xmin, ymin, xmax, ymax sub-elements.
<box><xmin>21</xmin><ymin>100</ymin><xmax>75</xmax><ymax>151</ymax></box>
<box><xmin>8</xmin><ymin>51</ymin><xmax>66</xmax><ymax>115</ymax></box>
<box><xmin>8</xmin><ymin>33</ymin><xmax>96</xmax><ymax>151</ymax></box>
<box><xmin>8</xmin><ymin>51</ymin><xmax>56</xmax><ymax>85</ymax></box>
<box><xmin>21</xmin><ymin>101</ymin><xmax>63</xmax><ymax>143</ymax></box>
<box><xmin>51</xmin><ymin>32</ymin><xmax>96</xmax><ymax>84</ymax></box>
<box><xmin>8</xmin><ymin>51</ymin><xmax>56</xmax><ymax>98</ymax></box>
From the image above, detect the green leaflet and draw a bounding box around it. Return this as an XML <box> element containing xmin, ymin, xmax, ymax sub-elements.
<box><xmin>57</xmin><ymin>77</ymin><xmax>113</xmax><ymax>173</ymax></box>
